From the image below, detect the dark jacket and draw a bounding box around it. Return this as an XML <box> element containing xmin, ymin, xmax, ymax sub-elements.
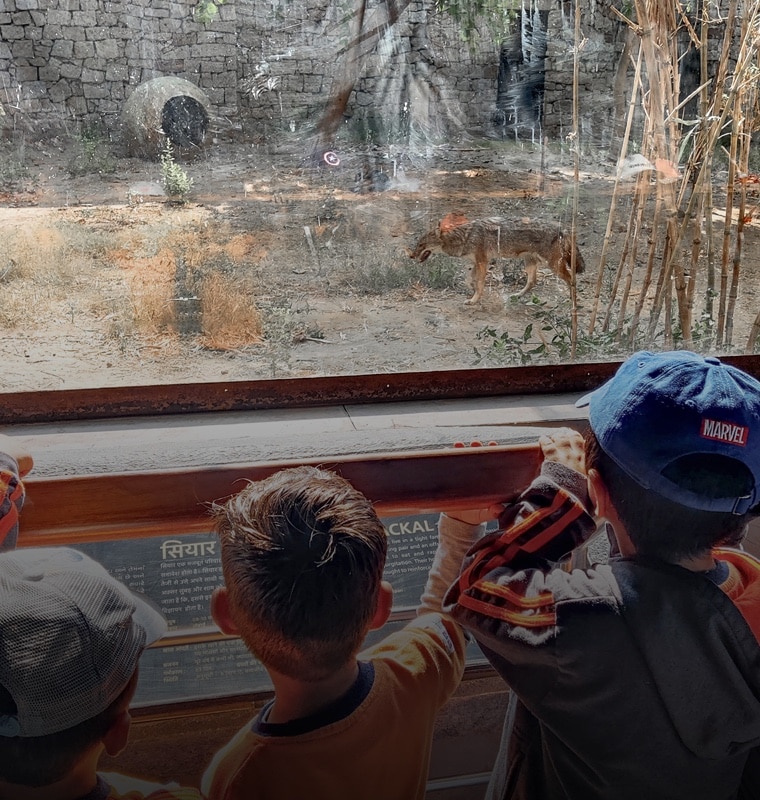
<box><xmin>442</xmin><ymin>462</ymin><xmax>760</xmax><ymax>800</ymax></box>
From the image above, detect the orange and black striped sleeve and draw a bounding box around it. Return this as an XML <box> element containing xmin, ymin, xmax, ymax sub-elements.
<box><xmin>443</xmin><ymin>463</ymin><xmax>597</xmax><ymax>639</ymax></box>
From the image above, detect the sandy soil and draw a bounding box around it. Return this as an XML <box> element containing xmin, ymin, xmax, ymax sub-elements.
<box><xmin>1</xmin><ymin>136</ymin><xmax>758</xmax><ymax>392</ymax></box>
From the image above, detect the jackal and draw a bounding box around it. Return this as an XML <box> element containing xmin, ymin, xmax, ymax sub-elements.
<box><xmin>409</xmin><ymin>216</ymin><xmax>585</xmax><ymax>304</ymax></box>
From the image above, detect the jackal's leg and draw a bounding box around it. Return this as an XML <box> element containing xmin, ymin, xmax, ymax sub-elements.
<box><xmin>513</xmin><ymin>254</ymin><xmax>541</xmax><ymax>298</ymax></box>
<box><xmin>465</xmin><ymin>264</ymin><xmax>475</xmax><ymax>292</ymax></box>
<box><xmin>465</xmin><ymin>255</ymin><xmax>488</xmax><ymax>304</ymax></box>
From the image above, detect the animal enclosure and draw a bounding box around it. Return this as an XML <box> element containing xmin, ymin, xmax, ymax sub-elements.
<box><xmin>2</xmin><ymin>0</ymin><xmax>760</xmax><ymax>392</ymax></box>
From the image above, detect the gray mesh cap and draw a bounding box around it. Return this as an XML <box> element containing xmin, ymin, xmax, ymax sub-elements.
<box><xmin>0</xmin><ymin>547</ymin><xmax>166</xmax><ymax>738</ymax></box>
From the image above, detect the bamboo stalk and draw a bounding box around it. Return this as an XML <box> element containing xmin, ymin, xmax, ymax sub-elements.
<box><xmin>725</xmin><ymin>111</ymin><xmax>751</xmax><ymax>346</ymax></box>
<box><xmin>746</xmin><ymin>311</ymin><xmax>760</xmax><ymax>354</ymax></box>
<box><xmin>615</xmin><ymin>237</ymin><xmax>637</xmax><ymax>340</ymax></box>
<box><xmin>663</xmin><ymin>268</ymin><xmax>674</xmax><ymax>348</ymax></box>
<box><xmin>686</xmin><ymin>207</ymin><xmax>703</xmax><ymax>335</ymax></box>
<box><xmin>588</xmin><ymin>41</ymin><xmax>643</xmax><ymax>335</ymax></box>
<box><xmin>727</xmin><ymin>11</ymin><xmax>760</xmax><ymax>346</ymax></box>
<box><xmin>626</xmin><ymin>182</ymin><xmax>659</xmax><ymax>347</ymax></box>
<box><xmin>663</xmin><ymin>5</ymin><xmax>760</xmax><ymax>348</ymax></box>
<box><xmin>646</xmin><ymin>201</ymin><xmax>673</xmax><ymax>340</ymax></box>
<box><xmin>602</xmin><ymin>171</ymin><xmax>650</xmax><ymax>335</ymax></box>
<box><xmin>700</xmin><ymin>0</ymin><xmax>716</xmax><ymax>335</ymax></box>
<box><xmin>659</xmin><ymin>8</ymin><xmax>692</xmax><ymax>347</ymax></box>
<box><xmin>633</xmin><ymin>0</ymin><xmax>692</xmax><ymax>346</ymax></box>
<box><xmin>601</xmin><ymin>202</ymin><xmax>634</xmax><ymax>333</ymax></box>
<box><xmin>618</xmin><ymin>0</ymin><xmax>760</xmax><ymax>352</ymax></box>
<box><xmin>717</xmin><ymin>113</ymin><xmax>739</xmax><ymax>345</ymax></box>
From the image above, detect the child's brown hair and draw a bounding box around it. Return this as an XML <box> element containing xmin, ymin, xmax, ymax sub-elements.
<box><xmin>213</xmin><ymin>466</ymin><xmax>388</xmax><ymax>681</ymax></box>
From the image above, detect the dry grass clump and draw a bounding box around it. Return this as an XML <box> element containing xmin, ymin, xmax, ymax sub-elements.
<box><xmin>1</xmin><ymin>222</ymin><xmax>106</xmax><ymax>328</ymax></box>
<box><xmin>107</xmin><ymin>237</ymin><xmax>263</xmax><ymax>349</ymax></box>
<box><xmin>199</xmin><ymin>270</ymin><xmax>263</xmax><ymax>349</ymax></box>
<box><xmin>167</xmin><ymin>228</ymin><xmax>268</xmax><ymax>269</ymax></box>
<box><xmin>1</xmin><ymin>210</ymin><xmax>266</xmax><ymax>357</ymax></box>
<box><xmin>223</xmin><ymin>233</ymin><xmax>267</xmax><ymax>263</ymax></box>
<box><xmin>4</xmin><ymin>225</ymin><xmax>68</xmax><ymax>284</ymax></box>
<box><xmin>0</xmin><ymin>284</ymin><xmax>35</xmax><ymax>328</ymax></box>
<box><xmin>109</xmin><ymin>247</ymin><xmax>178</xmax><ymax>334</ymax></box>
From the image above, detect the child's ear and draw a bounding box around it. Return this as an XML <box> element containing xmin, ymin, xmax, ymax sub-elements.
<box><xmin>211</xmin><ymin>586</ymin><xmax>240</xmax><ymax>635</ymax></box>
<box><xmin>588</xmin><ymin>468</ymin><xmax>634</xmax><ymax>556</ymax></box>
<box><xmin>368</xmin><ymin>580</ymin><xmax>393</xmax><ymax>631</ymax></box>
<box><xmin>587</xmin><ymin>468</ymin><xmax>608</xmax><ymax>518</ymax></box>
<box><xmin>103</xmin><ymin>710</ymin><xmax>131</xmax><ymax>757</ymax></box>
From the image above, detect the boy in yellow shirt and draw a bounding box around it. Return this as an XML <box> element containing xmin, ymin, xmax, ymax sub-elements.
<box><xmin>202</xmin><ymin>465</ymin><xmax>474</xmax><ymax>800</ymax></box>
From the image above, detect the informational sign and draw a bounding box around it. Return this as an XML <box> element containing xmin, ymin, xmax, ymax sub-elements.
<box><xmin>381</xmin><ymin>513</ymin><xmax>441</xmax><ymax>607</ymax></box>
<box><xmin>68</xmin><ymin>512</ymin><xmax>485</xmax><ymax>706</ymax></box>
<box><xmin>137</xmin><ymin>638</ymin><xmax>273</xmax><ymax>705</ymax></box>
<box><xmin>76</xmin><ymin>534</ymin><xmax>221</xmax><ymax>631</ymax></box>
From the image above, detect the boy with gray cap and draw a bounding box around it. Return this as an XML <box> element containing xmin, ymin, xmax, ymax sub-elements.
<box><xmin>0</xmin><ymin>546</ymin><xmax>202</xmax><ymax>800</ymax></box>
<box><xmin>444</xmin><ymin>350</ymin><xmax>760</xmax><ymax>800</ymax></box>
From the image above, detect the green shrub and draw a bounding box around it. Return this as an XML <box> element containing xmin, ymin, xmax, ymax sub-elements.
<box><xmin>160</xmin><ymin>141</ymin><xmax>193</xmax><ymax>202</ymax></box>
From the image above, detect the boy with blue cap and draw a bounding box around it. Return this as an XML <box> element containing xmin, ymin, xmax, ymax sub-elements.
<box><xmin>443</xmin><ymin>350</ymin><xmax>760</xmax><ymax>800</ymax></box>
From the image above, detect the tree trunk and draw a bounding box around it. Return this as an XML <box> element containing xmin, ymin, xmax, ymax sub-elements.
<box><xmin>310</xmin><ymin>0</ymin><xmax>410</xmax><ymax>161</ymax></box>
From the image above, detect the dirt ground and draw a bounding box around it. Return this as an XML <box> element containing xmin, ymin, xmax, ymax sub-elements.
<box><xmin>1</xmin><ymin>135</ymin><xmax>758</xmax><ymax>392</ymax></box>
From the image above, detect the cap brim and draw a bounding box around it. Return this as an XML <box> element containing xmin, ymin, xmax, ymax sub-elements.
<box><xmin>575</xmin><ymin>389</ymin><xmax>596</xmax><ymax>408</ymax></box>
<box><xmin>130</xmin><ymin>589</ymin><xmax>168</xmax><ymax>646</ymax></box>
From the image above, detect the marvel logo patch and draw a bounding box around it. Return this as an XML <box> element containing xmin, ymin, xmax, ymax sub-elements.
<box><xmin>700</xmin><ymin>418</ymin><xmax>748</xmax><ymax>446</ymax></box>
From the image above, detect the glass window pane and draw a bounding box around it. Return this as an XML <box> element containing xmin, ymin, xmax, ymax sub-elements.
<box><xmin>2</xmin><ymin>0</ymin><xmax>757</xmax><ymax>393</ymax></box>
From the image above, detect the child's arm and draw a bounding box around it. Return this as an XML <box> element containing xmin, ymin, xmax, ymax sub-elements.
<box><xmin>443</xmin><ymin>429</ymin><xmax>602</xmax><ymax>643</ymax></box>
<box><xmin>419</xmin><ymin>429</ymin><xmax>593</xmax><ymax>615</ymax></box>
<box><xmin>0</xmin><ymin>434</ymin><xmax>32</xmax><ymax>552</ymax></box>
<box><xmin>417</xmin><ymin>511</ymin><xmax>491</xmax><ymax>615</ymax></box>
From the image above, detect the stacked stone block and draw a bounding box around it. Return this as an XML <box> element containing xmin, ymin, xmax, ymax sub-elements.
<box><xmin>541</xmin><ymin>0</ymin><xmax>627</xmax><ymax>151</ymax></box>
<box><xmin>0</xmin><ymin>0</ymin><xmax>239</xmax><ymax>134</ymax></box>
<box><xmin>0</xmin><ymin>0</ymin><xmax>747</xmax><ymax>149</ymax></box>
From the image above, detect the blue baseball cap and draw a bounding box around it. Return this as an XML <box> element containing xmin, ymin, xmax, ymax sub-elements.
<box><xmin>576</xmin><ymin>351</ymin><xmax>760</xmax><ymax>514</ymax></box>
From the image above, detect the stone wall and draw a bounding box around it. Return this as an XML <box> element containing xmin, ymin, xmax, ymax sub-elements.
<box><xmin>0</xmin><ymin>0</ymin><xmax>741</xmax><ymax>149</ymax></box>
<box><xmin>543</xmin><ymin>0</ymin><xmax>627</xmax><ymax>150</ymax></box>
<box><xmin>0</xmin><ymin>0</ymin><xmax>239</xmax><ymax>133</ymax></box>
<box><xmin>0</xmin><ymin>0</ymin><xmax>569</xmax><ymax>145</ymax></box>
<box><xmin>231</xmin><ymin>0</ymin><xmax>500</xmax><ymax>145</ymax></box>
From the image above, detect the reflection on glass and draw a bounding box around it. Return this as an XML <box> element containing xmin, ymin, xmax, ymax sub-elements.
<box><xmin>1</xmin><ymin>0</ymin><xmax>758</xmax><ymax>391</ymax></box>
